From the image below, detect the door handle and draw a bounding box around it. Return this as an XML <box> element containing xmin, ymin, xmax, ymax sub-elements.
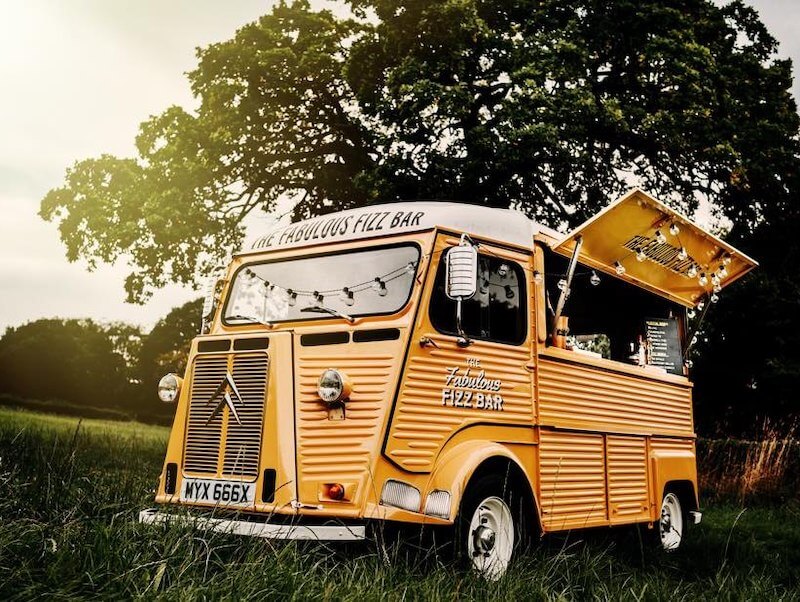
<box><xmin>419</xmin><ymin>335</ymin><xmax>440</xmax><ymax>349</ymax></box>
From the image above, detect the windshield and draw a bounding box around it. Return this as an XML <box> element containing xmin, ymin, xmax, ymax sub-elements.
<box><xmin>224</xmin><ymin>244</ymin><xmax>420</xmax><ymax>325</ymax></box>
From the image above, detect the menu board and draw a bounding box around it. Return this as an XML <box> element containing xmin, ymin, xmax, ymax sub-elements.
<box><xmin>644</xmin><ymin>317</ymin><xmax>683</xmax><ymax>375</ymax></box>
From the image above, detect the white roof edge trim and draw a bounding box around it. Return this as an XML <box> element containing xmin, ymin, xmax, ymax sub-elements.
<box><xmin>242</xmin><ymin>202</ymin><xmax>560</xmax><ymax>254</ymax></box>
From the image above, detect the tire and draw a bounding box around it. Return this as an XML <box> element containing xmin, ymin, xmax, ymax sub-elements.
<box><xmin>656</xmin><ymin>490</ymin><xmax>685</xmax><ymax>551</ymax></box>
<box><xmin>455</xmin><ymin>473</ymin><xmax>530</xmax><ymax>580</ymax></box>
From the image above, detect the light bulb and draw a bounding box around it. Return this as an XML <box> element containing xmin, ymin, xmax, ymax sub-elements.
<box><xmin>722</xmin><ymin>255</ymin><xmax>732</xmax><ymax>266</ymax></box>
<box><xmin>590</xmin><ymin>271</ymin><xmax>601</xmax><ymax>286</ymax></box>
<box><xmin>688</xmin><ymin>309</ymin><xmax>696</xmax><ymax>319</ymax></box>
<box><xmin>698</xmin><ymin>273</ymin><xmax>708</xmax><ymax>287</ymax></box>
<box><xmin>718</xmin><ymin>266</ymin><xmax>728</xmax><ymax>279</ymax></box>
<box><xmin>697</xmin><ymin>300</ymin><xmax>705</xmax><ymax>311</ymax></box>
<box><xmin>373</xmin><ymin>279</ymin><xmax>387</xmax><ymax>297</ymax></box>
<box><xmin>287</xmin><ymin>290</ymin><xmax>297</xmax><ymax>307</ymax></box>
<box><xmin>504</xmin><ymin>285</ymin><xmax>515</xmax><ymax>300</ymax></box>
<box><xmin>313</xmin><ymin>291</ymin><xmax>323</xmax><ymax>307</ymax></box>
<box><xmin>655</xmin><ymin>230</ymin><xmax>666</xmax><ymax>244</ymax></box>
<box><xmin>636</xmin><ymin>248</ymin><xmax>647</xmax><ymax>262</ymax></box>
<box><xmin>711</xmin><ymin>274</ymin><xmax>720</xmax><ymax>287</ymax></box>
<box><xmin>687</xmin><ymin>265</ymin><xmax>698</xmax><ymax>278</ymax></box>
<box><xmin>615</xmin><ymin>261</ymin><xmax>626</xmax><ymax>275</ymax></box>
<box><xmin>713</xmin><ymin>283</ymin><xmax>721</xmax><ymax>293</ymax></box>
<box><xmin>670</xmin><ymin>223</ymin><xmax>680</xmax><ymax>236</ymax></box>
<box><xmin>405</xmin><ymin>261</ymin><xmax>417</xmax><ymax>274</ymax></box>
<box><xmin>557</xmin><ymin>278</ymin><xmax>568</xmax><ymax>292</ymax></box>
<box><xmin>711</xmin><ymin>293</ymin><xmax>720</xmax><ymax>303</ymax></box>
<box><xmin>533</xmin><ymin>271</ymin><xmax>543</xmax><ymax>285</ymax></box>
<box><xmin>678</xmin><ymin>247</ymin><xmax>688</xmax><ymax>261</ymax></box>
<box><xmin>341</xmin><ymin>287</ymin><xmax>354</xmax><ymax>306</ymax></box>
<box><xmin>497</xmin><ymin>263</ymin><xmax>509</xmax><ymax>278</ymax></box>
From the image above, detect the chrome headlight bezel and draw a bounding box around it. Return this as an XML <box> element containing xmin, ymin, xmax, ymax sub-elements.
<box><xmin>157</xmin><ymin>373</ymin><xmax>183</xmax><ymax>403</ymax></box>
<box><xmin>317</xmin><ymin>369</ymin><xmax>352</xmax><ymax>404</ymax></box>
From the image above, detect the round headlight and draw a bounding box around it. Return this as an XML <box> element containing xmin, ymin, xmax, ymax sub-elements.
<box><xmin>158</xmin><ymin>373</ymin><xmax>183</xmax><ymax>403</ymax></box>
<box><xmin>317</xmin><ymin>369</ymin><xmax>352</xmax><ymax>404</ymax></box>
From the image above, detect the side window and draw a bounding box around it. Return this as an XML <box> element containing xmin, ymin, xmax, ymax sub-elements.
<box><xmin>430</xmin><ymin>252</ymin><xmax>526</xmax><ymax>345</ymax></box>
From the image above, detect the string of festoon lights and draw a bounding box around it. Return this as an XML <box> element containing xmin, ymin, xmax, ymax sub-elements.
<box><xmin>604</xmin><ymin>218</ymin><xmax>733</xmax><ymax>317</ymax></box>
<box><xmin>238</xmin><ymin>259</ymin><xmax>419</xmax><ymax>308</ymax></box>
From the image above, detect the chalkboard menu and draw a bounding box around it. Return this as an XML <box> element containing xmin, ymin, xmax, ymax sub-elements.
<box><xmin>644</xmin><ymin>317</ymin><xmax>683</xmax><ymax>375</ymax></box>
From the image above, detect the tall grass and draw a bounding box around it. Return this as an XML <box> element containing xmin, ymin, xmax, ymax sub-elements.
<box><xmin>0</xmin><ymin>407</ymin><xmax>798</xmax><ymax>599</ymax></box>
<box><xmin>698</xmin><ymin>420</ymin><xmax>799</xmax><ymax>504</ymax></box>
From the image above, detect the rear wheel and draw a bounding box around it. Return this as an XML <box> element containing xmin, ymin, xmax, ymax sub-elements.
<box><xmin>455</xmin><ymin>473</ymin><xmax>529</xmax><ymax>580</ymax></box>
<box><xmin>657</xmin><ymin>491</ymin><xmax>685</xmax><ymax>551</ymax></box>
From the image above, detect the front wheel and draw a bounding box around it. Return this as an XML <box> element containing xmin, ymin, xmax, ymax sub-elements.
<box><xmin>657</xmin><ymin>491</ymin><xmax>685</xmax><ymax>551</ymax></box>
<box><xmin>455</xmin><ymin>474</ymin><xmax>528</xmax><ymax>580</ymax></box>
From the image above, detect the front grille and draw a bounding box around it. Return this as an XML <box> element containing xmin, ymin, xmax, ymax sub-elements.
<box><xmin>183</xmin><ymin>352</ymin><xmax>269</xmax><ymax>479</ymax></box>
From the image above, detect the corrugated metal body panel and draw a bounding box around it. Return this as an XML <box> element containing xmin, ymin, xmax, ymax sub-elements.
<box><xmin>223</xmin><ymin>355</ymin><xmax>270</xmax><ymax>477</ymax></box>
<box><xmin>386</xmin><ymin>335</ymin><xmax>534</xmax><ymax>472</ymax></box>
<box><xmin>538</xmin><ymin>357</ymin><xmax>693</xmax><ymax>435</ymax></box>
<box><xmin>538</xmin><ymin>430</ymin><xmax>607</xmax><ymax>529</ymax></box>
<box><xmin>295</xmin><ymin>345</ymin><xmax>402</xmax><ymax>504</ymax></box>
<box><xmin>606</xmin><ymin>436</ymin><xmax>650</xmax><ymax>522</ymax></box>
<box><xmin>184</xmin><ymin>356</ymin><xmax>227</xmax><ymax>475</ymax></box>
<box><xmin>183</xmin><ymin>353</ymin><xmax>269</xmax><ymax>479</ymax></box>
<box><xmin>650</xmin><ymin>437</ymin><xmax>695</xmax><ymax>453</ymax></box>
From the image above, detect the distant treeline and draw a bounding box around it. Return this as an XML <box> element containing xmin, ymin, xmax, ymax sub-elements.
<box><xmin>0</xmin><ymin>299</ymin><xmax>201</xmax><ymax>424</ymax></box>
<box><xmin>0</xmin><ymin>276</ymin><xmax>798</xmax><ymax>435</ymax></box>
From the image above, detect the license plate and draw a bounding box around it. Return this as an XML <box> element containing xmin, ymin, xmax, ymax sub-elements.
<box><xmin>180</xmin><ymin>478</ymin><xmax>255</xmax><ymax>507</ymax></box>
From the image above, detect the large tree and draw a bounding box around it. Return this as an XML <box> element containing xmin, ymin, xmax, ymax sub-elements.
<box><xmin>40</xmin><ymin>0</ymin><xmax>799</xmax><ymax>303</ymax></box>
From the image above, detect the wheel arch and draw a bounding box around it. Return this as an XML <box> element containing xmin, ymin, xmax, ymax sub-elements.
<box><xmin>426</xmin><ymin>439</ymin><xmax>541</xmax><ymax>532</ymax></box>
<box><xmin>662</xmin><ymin>479</ymin><xmax>698</xmax><ymax>513</ymax></box>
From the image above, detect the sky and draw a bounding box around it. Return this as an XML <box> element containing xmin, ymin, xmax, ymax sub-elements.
<box><xmin>0</xmin><ymin>0</ymin><xmax>798</xmax><ymax>334</ymax></box>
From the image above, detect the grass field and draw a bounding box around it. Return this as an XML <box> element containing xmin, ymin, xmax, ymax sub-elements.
<box><xmin>0</xmin><ymin>407</ymin><xmax>798</xmax><ymax>600</ymax></box>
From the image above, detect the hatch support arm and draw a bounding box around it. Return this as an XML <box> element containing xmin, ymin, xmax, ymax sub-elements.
<box><xmin>550</xmin><ymin>235</ymin><xmax>583</xmax><ymax>343</ymax></box>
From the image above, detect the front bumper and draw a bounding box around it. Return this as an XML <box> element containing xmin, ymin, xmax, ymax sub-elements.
<box><xmin>138</xmin><ymin>508</ymin><xmax>366</xmax><ymax>541</ymax></box>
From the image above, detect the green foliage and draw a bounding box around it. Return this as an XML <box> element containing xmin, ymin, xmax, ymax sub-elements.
<box><xmin>0</xmin><ymin>319</ymin><xmax>138</xmax><ymax>411</ymax></box>
<box><xmin>40</xmin><ymin>0</ymin><xmax>800</xmax><ymax>302</ymax></box>
<box><xmin>0</xmin><ymin>301</ymin><xmax>201</xmax><ymax>423</ymax></box>
<box><xmin>134</xmin><ymin>298</ymin><xmax>202</xmax><ymax>418</ymax></box>
<box><xmin>692</xmin><ymin>214</ymin><xmax>800</xmax><ymax>434</ymax></box>
<box><xmin>1</xmin><ymin>407</ymin><xmax>800</xmax><ymax>599</ymax></box>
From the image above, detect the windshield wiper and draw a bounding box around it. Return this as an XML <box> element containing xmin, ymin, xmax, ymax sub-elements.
<box><xmin>300</xmin><ymin>305</ymin><xmax>355</xmax><ymax>323</ymax></box>
<box><xmin>228</xmin><ymin>314</ymin><xmax>274</xmax><ymax>328</ymax></box>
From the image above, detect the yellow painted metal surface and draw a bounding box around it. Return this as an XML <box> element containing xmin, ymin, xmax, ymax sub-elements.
<box><xmin>384</xmin><ymin>237</ymin><xmax>535</xmax><ymax>473</ymax></box>
<box><xmin>607</xmin><ymin>436</ymin><xmax>650</xmax><ymax>523</ymax></box>
<box><xmin>553</xmin><ymin>189</ymin><xmax>758</xmax><ymax>307</ymax></box>
<box><xmin>294</xmin><ymin>337</ymin><xmax>406</xmax><ymax>511</ymax></box>
<box><xmin>538</xmin><ymin>429</ymin><xmax>607</xmax><ymax>530</ymax></box>
<box><xmin>537</xmin><ymin>349</ymin><xmax>694</xmax><ymax>436</ymax></box>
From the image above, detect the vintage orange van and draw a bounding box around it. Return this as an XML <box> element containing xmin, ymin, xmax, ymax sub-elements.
<box><xmin>141</xmin><ymin>189</ymin><xmax>757</xmax><ymax>579</ymax></box>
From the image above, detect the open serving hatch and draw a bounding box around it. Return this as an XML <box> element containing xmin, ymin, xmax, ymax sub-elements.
<box><xmin>552</xmin><ymin>189</ymin><xmax>758</xmax><ymax>308</ymax></box>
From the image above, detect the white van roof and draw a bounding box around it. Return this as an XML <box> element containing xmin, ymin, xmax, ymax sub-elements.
<box><xmin>245</xmin><ymin>201</ymin><xmax>559</xmax><ymax>253</ymax></box>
